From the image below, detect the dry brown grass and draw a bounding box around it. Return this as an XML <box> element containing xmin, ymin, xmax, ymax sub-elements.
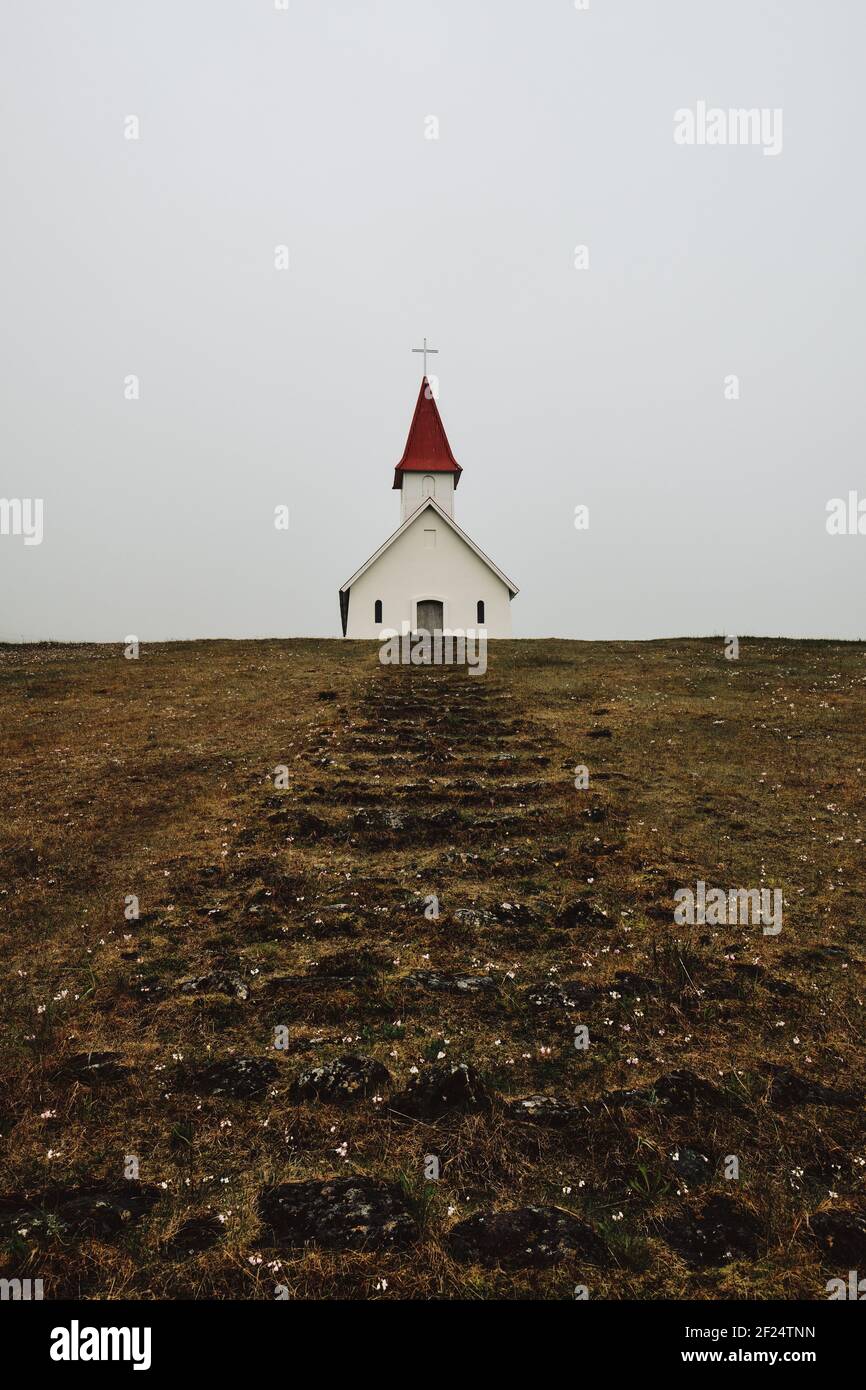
<box><xmin>0</xmin><ymin>636</ymin><xmax>863</xmax><ymax>1299</ymax></box>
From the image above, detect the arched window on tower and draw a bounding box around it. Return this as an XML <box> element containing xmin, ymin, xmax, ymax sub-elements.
<box><xmin>422</xmin><ymin>474</ymin><xmax>435</xmax><ymax>498</ymax></box>
<box><xmin>374</xmin><ymin>599</ymin><xmax>383</xmax><ymax>625</ymax></box>
<box><xmin>477</xmin><ymin>600</ymin><xmax>485</xmax><ymax>624</ymax></box>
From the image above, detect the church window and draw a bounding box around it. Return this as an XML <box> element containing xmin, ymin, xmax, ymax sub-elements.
<box><xmin>374</xmin><ymin>599</ymin><xmax>383</xmax><ymax>624</ymax></box>
<box><xmin>477</xmin><ymin>599</ymin><xmax>485</xmax><ymax>624</ymax></box>
<box><xmin>422</xmin><ymin>474</ymin><xmax>435</xmax><ymax>497</ymax></box>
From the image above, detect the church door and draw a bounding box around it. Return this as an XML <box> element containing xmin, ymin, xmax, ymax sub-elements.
<box><xmin>416</xmin><ymin>599</ymin><xmax>444</xmax><ymax>634</ymax></box>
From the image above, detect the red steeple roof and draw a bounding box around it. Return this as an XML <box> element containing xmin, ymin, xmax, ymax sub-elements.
<box><xmin>392</xmin><ymin>378</ymin><xmax>463</xmax><ymax>489</ymax></box>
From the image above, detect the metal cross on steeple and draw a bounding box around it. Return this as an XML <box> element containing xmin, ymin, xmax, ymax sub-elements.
<box><xmin>411</xmin><ymin>337</ymin><xmax>438</xmax><ymax>376</ymax></box>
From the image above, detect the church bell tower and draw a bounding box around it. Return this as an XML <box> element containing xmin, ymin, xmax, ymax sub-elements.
<box><xmin>392</xmin><ymin>377</ymin><xmax>462</xmax><ymax>523</ymax></box>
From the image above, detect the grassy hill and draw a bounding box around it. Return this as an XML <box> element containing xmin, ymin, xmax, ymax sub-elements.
<box><xmin>0</xmin><ymin>637</ymin><xmax>863</xmax><ymax>1299</ymax></box>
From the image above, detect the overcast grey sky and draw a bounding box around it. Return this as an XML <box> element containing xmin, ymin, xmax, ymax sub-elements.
<box><xmin>1</xmin><ymin>0</ymin><xmax>864</xmax><ymax>641</ymax></box>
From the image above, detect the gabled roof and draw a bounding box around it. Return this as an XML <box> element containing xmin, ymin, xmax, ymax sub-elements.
<box><xmin>392</xmin><ymin>378</ymin><xmax>463</xmax><ymax>489</ymax></box>
<box><xmin>339</xmin><ymin>496</ymin><xmax>519</xmax><ymax>598</ymax></box>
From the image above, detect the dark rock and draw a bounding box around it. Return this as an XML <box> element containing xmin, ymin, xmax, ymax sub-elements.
<box><xmin>267</xmin><ymin>809</ymin><xmax>327</xmax><ymax>839</ymax></box>
<box><xmin>794</xmin><ymin>1143</ymin><xmax>853</xmax><ymax>1191</ymax></box>
<box><xmin>351</xmin><ymin>807</ymin><xmax>407</xmax><ymax>834</ymax></box>
<box><xmin>162</xmin><ymin>1211</ymin><xmax>225</xmax><ymax>1256</ymax></box>
<box><xmin>662</xmin><ymin>1194</ymin><xmax>762</xmax><ymax>1266</ymax></box>
<box><xmin>258</xmin><ymin>1178</ymin><xmax>416</xmax><ymax>1251</ymax></box>
<box><xmin>177</xmin><ymin>971</ymin><xmax>249</xmax><ymax>1001</ymax></box>
<box><xmin>300</xmin><ymin>906</ymin><xmax>361</xmax><ymax>938</ymax></box>
<box><xmin>587</xmin><ymin>727</ymin><xmax>613</xmax><ymax>738</ymax></box>
<box><xmin>525</xmin><ymin>978</ymin><xmax>598</xmax><ymax>1009</ymax></box>
<box><xmin>761</xmin><ymin>976</ymin><xmax>798</xmax><ymax>997</ymax></box>
<box><xmin>240</xmin><ymin>868</ymin><xmax>305</xmax><ymax>908</ymax></box>
<box><xmin>585</xmin><ymin>839</ymin><xmax>622</xmax><ymax>858</ymax></box>
<box><xmin>602</xmin><ymin>1070</ymin><xmax>732</xmax><ymax>1116</ymax></box>
<box><xmin>0</xmin><ymin>1184</ymin><xmax>160</xmax><ymax>1240</ymax></box>
<box><xmin>497</xmin><ymin>900</ymin><xmax>552</xmax><ymax>926</ymax></box>
<box><xmin>133</xmin><ymin>975</ymin><xmax>168</xmax><ymax>1000</ymax></box>
<box><xmin>425</xmin><ymin>808</ymin><xmax>463</xmax><ymax>832</ymax></box>
<box><xmin>309</xmin><ymin>948</ymin><xmax>387</xmax><ymax>978</ymax></box>
<box><xmin>555</xmin><ymin>898</ymin><xmax>610</xmax><ymax>930</ymax></box>
<box><xmin>809</xmin><ymin>1209</ymin><xmax>866</xmax><ymax>1266</ymax></box>
<box><xmin>316</xmin><ymin>690</ymin><xmax>338</xmax><ymax>701</ymax></box>
<box><xmin>795</xmin><ymin>946</ymin><xmax>850</xmax><ymax>967</ymax></box>
<box><xmin>54</xmin><ymin>1052</ymin><xmax>129</xmax><ymax>1086</ymax></box>
<box><xmin>668</xmin><ymin>1147</ymin><xmax>713</xmax><ymax>1187</ymax></box>
<box><xmin>58</xmin><ymin>1185</ymin><xmax>161</xmax><ymax>1237</ymax></box>
<box><xmin>448</xmin><ymin>1206</ymin><xmax>607</xmax><ymax>1268</ymax></box>
<box><xmin>766</xmin><ymin>1066</ymin><xmax>859</xmax><ymax>1111</ymax></box>
<box><xmin>0</xmin><ymin>1197</ymin><xmax>58</xmax><ymax>1239</ymax></box>
<box><xmin>653</xmin><ymin>1071</ymin><xmax>727</xmax><ymax>1113</ymax></box>
<box><xmin>289</xmin><ymin>1055</ymin><xmax>391</xmax><ymax>1104</ymax></box>
<box><xmin>389</xmin><ymin>1061</ymin><xmax>493</xmax><ymax>1120</ymax></box>
<box><xmin>177</xmin><ymin>1057</ymin><xmax>278</xmax><ymax>1099</ymax></box>
<box><xmin>703</xmin><ymin>975</ymin><xmax>741</xmax><ymax>1001</ymax></box>
<box><xmin>486</xmin><ymin>755</ymin><xmax>517</xmax><ymax>773</ymax></box>
<box><xmin>403</xmin><ymin>893</ymin><xmax>439</xmax><ymax>915</ymax></box>
<box><xmin>454</xmin><ymin>907</ymin><xmax>498</xmax><ymax>928</ymax></box>
<box><xmin>401</xmin><ymin>970</ymin><xmax>498</xmax><ymax>995</ymax></box>
<box><xmin>507</xmin><ymin>1095</ymin><xmax>579</xmax><ymax>1128</ymax></box>
<box><xmin>351</xmin><ymin>804</ymin><xmax>461</xmax><ymax>840</ymax></box>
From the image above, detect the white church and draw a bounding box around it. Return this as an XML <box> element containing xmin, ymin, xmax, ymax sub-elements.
<box><xmin>339</xmin><ymin>368</ymin><xmax>518</xmax><ymax>639</ymax></box>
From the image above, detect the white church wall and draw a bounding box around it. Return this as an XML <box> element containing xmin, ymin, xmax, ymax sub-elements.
<box><xmin>344</xmin><ymin>508</ymin><xmax>512</xmax><ymax>638</ymax></box>
<box><xmin>399</xmin><ymin>471</ymin><xmax>455</xmax><ymax>521</ymax></box>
